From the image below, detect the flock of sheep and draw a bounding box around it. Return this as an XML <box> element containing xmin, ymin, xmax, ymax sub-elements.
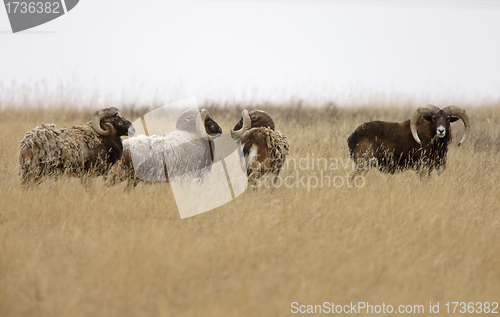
<box><xmin>18</xmin><ymin>106</ymin><xmax>291</xmax><ymax>187</ymax></box>
<box><xmin>18</xmin><ymin>104</ymin><xmax>470</xmax><ymax>187</ymax></box>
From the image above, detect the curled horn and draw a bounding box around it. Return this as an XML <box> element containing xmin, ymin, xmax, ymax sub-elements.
<box><xmin>249</xmin><ymin>110</ymin><xmax>275</xmax><ymax>130</ymax></box>
<box><xmin>443</xmin><ymin>106</ymin><xmax>470</xmax><ymax>146</ymax></box>
<box><xmin>410</xmin><ymin>104</ymin><xmax>440</xmax><ymax>144</ymax></box>
<box><xmin>196</xmin><ymin>108</ymin><xmax>210</xmax><ymax>139</ymax></box>
<box><xmin>231</xmin><ymin>110</ymin><xmax>251</xmax><ymax>138</ymax></box>
<box><xmin>91</xmin><ymin>108</ymin><xmax>118</xmax><ymax>136</ymax></box>
<box><xmin>176</xmin><ymin>109</ymin><xmax>208</xmax><ymax>139</ymax></box>
<box><xmin>200</xmin><ymin>108</ymin><xmax>209</xmax><ymax>123</ymax></box>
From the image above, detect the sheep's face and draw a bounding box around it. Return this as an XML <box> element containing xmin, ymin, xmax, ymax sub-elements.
<box><xmin>101</xmin><ymin>111</ymin><xmax>135</xmax><ymax>137</ymax></box>
<box><xmin>176</xmin><ymin>109</ymin><xmax>221</xmax><ymax>138</ymax></box>
<box><xmin>205</xmin><ymin>116</ymin><xmax>222</xmax><ymax>138</ymax></box>
<box><xmin>422</xmin><ymin>110</ymin><xmax>460</xmax><ymax>139</ymax></box>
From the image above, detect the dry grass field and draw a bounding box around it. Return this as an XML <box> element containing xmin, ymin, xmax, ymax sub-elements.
<box><xmin>0</xmin><ymin>101</ymin><xmax>499</xmax><ymax>316</ymax></box>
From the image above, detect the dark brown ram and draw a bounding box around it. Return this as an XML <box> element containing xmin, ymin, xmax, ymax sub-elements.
<box><xmin>19</xmin><ymin>107</ymin><xmax>134</xmax><ymax>184</ymax></box>
<box><xmin>347</xmin><ymin>105</ymin><xmax>470</xmax><ymax>176</ymax></box>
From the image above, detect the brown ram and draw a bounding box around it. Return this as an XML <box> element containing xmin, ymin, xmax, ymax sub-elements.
<box><xmin>231</xmin><ymin>109</ymin><xmax>289</xmax><ymax>185</ymax></box>
<box><xmin>19</xmin><ymin>107</ymin><xmax>134</xmax><ymax>184</ymax></box>
<box><xmin>347</xmin><ymin>105</ymin><xmax>470</xmax><ymax>176</ymax></box>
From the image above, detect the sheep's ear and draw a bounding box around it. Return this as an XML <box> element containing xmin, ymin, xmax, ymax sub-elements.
<box><xmin>450</xmin><ymin>116</ymin><xmax>460</xmax><ymax>122</ymax></box>
<box><xmin>423</xmin><ymin>115</ymin><xmax>433</xmax><ymax>122</ymax></box>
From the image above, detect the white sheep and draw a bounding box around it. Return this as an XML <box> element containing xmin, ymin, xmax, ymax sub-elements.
<box><xmin>107</xmin><ymin>108</ymin><xmax>222</xmax><ymax>187</ymax></box>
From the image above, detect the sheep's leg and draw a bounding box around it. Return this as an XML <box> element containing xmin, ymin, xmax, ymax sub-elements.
<box><xmin>346</xmin><ymin>156</ymin><xmax>370</xmax><ymax>184</ymax></box>
<box><xmin>247</xmin><ymin>160</ymin><xmax>262</xmax><ymax>190</ymax></box>
<box><xmin>80</xmin><ymin>175</ymin><xmax>93</xmax><ymax>188</ymax></box>
<box><xmin>415</xmin><ymin>164</ymin><xmax>433</xmax><ymax>180</ymax></box>
<box><xmin>271</xmin><ymin>168</ymin><xmax>282</xmax><ymax>186</ymax></box>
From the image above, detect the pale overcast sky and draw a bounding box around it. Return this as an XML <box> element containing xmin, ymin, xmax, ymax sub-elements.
<box><xmin>1</xmin><ymin>0</ymin><xmax>500</xmax><ymax>106</ymax></box>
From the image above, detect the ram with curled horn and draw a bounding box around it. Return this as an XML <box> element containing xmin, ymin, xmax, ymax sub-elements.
<box><xmin>347</xmin><ymin>105</ymin><xmax>470</xmax><ymax>176</ymax></box>
<box><xmin>19</xmin><ymin>107</ymin><xmax>135</xmax><ymax>184</ymax></box>
<box><xmin>231</xmin><ymin>109</ymin><xmax>289</xmax><ymax>186</ymax></box>
<box><xmin>107</xmin><ymin>108</ymin><xmax>222</xmax><ymax>187</ymax></box>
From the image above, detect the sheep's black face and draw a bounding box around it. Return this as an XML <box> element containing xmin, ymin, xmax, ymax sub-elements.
<box><xmin>423</xmin><ymin>110</ymin><xmax>459</xmax><ymax>139</ymax></box>
<box><xmin>205</xmin><ymin>117</ymin><xmax>222</xmax><ymax>138</ymax></box>
<box><xmin>233</xmin><ymin>117</ymin><xmax>243</xmax><ymax>132</ymax></box>
<box><xmin>103</xmin><ymin>113</ymin><xmax>134</xmax><ymax>137</ymax></box>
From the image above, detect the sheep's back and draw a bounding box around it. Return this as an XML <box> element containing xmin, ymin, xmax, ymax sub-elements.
<box><xmin>123</xmin><ymin>130</ymin><xmax>211</xmax><ymax>181</ymax></box>
<box><xmin>19</xmin><ymin>123</ymin><xmax>102</xmax><ymax>169</ymax></box>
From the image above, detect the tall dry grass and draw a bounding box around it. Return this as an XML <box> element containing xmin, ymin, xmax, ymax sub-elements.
<box><xmin>0</xmin><ymin>102</ymin><xmax>499</xmax><ymax>316</ymax></box>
